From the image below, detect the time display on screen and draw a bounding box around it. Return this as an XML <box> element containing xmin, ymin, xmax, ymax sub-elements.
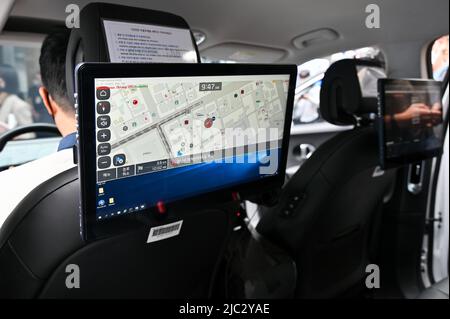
<box><xmin>199</xmin><ymin>82</ymin><xmax>222</xmax><ymax>91</ymax></box>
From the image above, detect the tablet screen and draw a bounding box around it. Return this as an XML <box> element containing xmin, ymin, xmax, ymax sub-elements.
<box><xmin>380</xmin><ymin>79</ymin><xmax>443</xmax><ymax>166</ymax></box>
<box><xmin>93</xmin><ymin>74</ymin><xmax>290</xmax><ymax>220</ymax></box>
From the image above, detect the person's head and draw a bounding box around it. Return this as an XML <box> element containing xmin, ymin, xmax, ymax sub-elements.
<box><xmin>39</xmin><ymin>29</ymin><xmax>75</xmax><ymax>136</ymax></box>
<box><xmin>0</xmin><ymin>64</ymin><xmax>19</xmax><ymax>95</ymax></box>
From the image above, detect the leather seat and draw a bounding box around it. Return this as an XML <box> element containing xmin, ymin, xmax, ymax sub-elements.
<box><xmin>0</xmin><ymin>3</ymin><xmax>234</xmax><ymax>299</ymax></box>
<box><xmin>417</xmin><ymin>278</ymin><xmax>449</xmax><ymax>299</ymax></box>
<box><xmin>256</xmin><ymin>59</ymin><xmax>397</xmax><ymax>298</ymax></box>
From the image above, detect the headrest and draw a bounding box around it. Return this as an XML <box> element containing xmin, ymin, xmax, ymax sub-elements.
<box><xmin>65</xmin><ymin>2</ymin><xmax>200</xmax><ymax>103</ymax></box>
<box><xmin>320</xmin><ymin>59</ymin><xmax>386</xmax><ymax>126</ymax></box>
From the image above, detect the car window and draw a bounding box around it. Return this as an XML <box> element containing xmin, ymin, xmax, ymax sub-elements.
<box><xmin>0</xmin><ymin>39</ymin><xmax>53</xmax><ymax>138</ymax></box>
<box><xmin>430</xmin><ymin>35</ymin><xmax>449</xmax><ymax>81</ymax></box>
<box><xmin>0</xmin><ymin>36</ymin><xmax>62</xmax><ymax>168</ymax></box>
<box><xmin>293</xmin><ymin>46</ymin><xmax>385</xmax><ymax>124</ymax></box>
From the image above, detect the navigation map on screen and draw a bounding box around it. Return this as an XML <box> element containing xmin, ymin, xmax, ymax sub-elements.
<box><xmin>94</xmin><ymin>74</ymin><xmax>290</xmax><ymax>219</ymax></box>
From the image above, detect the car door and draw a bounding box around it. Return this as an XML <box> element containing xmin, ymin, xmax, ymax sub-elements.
<box><xmin>423</xmin><ymin>35</ymin><xmax>449</xmax><ymax>286</ymax></box>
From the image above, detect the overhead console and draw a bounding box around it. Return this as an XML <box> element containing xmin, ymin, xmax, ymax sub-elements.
<box><xmin>76</xmin><ymin>63</ymin><xmax>297</xmax><ymax>240</ymax></box>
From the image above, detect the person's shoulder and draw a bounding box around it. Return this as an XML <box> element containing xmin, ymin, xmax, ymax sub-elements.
<box><xmin>0</xmin><ymin>149</ymin><xmax>75</xmax><ymax>190</ymax></box>
<box><xmin>1</xmin><ymin>148</ymin><xmax>75</xmax><ymax>177</ymax></box>
<box><xmin>0</xmin><ymin>149</ymin><xmax>76</xmax><ymax>225</ymax></box>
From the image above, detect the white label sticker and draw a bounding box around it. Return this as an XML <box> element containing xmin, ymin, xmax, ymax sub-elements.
<box><xmin>147</xmin><ymin>220</ymin><xmax>183</xmax><ymax>243</ymax></box>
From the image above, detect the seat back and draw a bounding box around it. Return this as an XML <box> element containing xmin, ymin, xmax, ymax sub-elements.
<box><xmin>0</xmin><ymin>3</ymin><xmax>236</xmax><ymax>299</ymax></box>
<box><xmin>0</xmin><ymin>167</ymin><xmax>234</xmax><ymax>298</ymax></box>
<box><xmin>257</xmin><ymin>59</ymin><xmax>397</xmax><ymax>298</ymax></box>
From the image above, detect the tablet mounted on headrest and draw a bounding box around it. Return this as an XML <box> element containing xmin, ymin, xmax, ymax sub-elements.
<box><xmin>377</xmin><ymin>78</ymin><xmax>444</xmax><ymax>169</ymax></box>
<box><xmin>75</xmin><ymin>62</ymin><xmax>297</xmax><ymax>240</ymax></box>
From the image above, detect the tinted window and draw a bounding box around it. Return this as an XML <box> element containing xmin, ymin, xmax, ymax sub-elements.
<box><xmin>0</xmin><ymin>40</ymin><xmax>53</xmax><ymax>138</ymax></box>
<box><xmin>430</xmin><ymin>35</ymin><xmax>449</xmax><ymax>81</ymax></box>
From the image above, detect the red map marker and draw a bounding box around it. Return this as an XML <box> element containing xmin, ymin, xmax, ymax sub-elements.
<box><xmin>204</xmin><ymin>118</ymin><xmax>213</xmax><ymax>128</ymax></box>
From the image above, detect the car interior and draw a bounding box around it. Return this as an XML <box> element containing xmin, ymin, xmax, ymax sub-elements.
<box><xmin>0</xmin><ymin>0</ymin><xmax>448</xmax><ymax>301</ymax></box>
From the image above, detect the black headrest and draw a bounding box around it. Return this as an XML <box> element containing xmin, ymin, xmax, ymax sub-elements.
<box><xmin>320</xmin><ymin>59</ymin><xmax>385</xmax><ymax>126</ymax></box>
<box><xmin>65</xmin><ymin>2</ymin><xmax>200</xmax><ymax>104</ymax></box>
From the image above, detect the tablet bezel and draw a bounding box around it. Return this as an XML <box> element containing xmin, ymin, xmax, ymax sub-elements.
<box><xmin>76</xmin><ymin>62</ymin><xmax>297</xmax><ymax>241</ymax></box>
<box><xmin>377</xmin><ymin>78</ymin><xmax>443</xmax><ymax>169</ymax></box>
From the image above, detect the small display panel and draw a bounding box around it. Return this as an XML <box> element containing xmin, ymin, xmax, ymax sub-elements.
<box><xmin>103</xmin><ymin>20</ymin><xmax>197</xmax><ymax>63</ymax></box>
<box><xmin>378</xmin><ymin>78</ymin><xmax>444</xmax><ymax>168</ymax></box>
<box><xmin>94</xmin><ymin>74</ymin><xmax>291</xmax><ymax>220</ymax></box>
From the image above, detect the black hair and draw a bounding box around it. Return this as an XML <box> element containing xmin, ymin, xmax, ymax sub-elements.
<box><xmin>39</xmin><ymin>29</ymin><xmax>73</xmax><ymax>113</ymax></box>
<box><xmin>0</xmin><ymin>64</ymin><xmax>19</xmax><ymax>95</ymax></box>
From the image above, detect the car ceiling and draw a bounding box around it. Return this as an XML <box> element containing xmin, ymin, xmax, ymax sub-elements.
<box><xmin>4</xmin><ymin>0</ymin><xmax>450</xmax><ymax>68</ymax></box>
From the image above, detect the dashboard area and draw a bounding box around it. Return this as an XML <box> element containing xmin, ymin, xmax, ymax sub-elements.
<box><xmin>0</xmin><ymin>137</ymin><xmax>61</xmax><ymax>169</ymax></box>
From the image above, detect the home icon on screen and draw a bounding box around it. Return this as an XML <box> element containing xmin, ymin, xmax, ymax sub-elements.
<box><xmin>96</xmin><ymin>87</ymin><xmax>110</xmax><ymax>100</ymax></box>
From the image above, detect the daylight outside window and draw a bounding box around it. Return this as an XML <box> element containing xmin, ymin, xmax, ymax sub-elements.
<box><xmin>0</xmin><ymin>40</ymin><xmax>52</xmax><ymax>138</ymax></box>
<box><xmin>430</xmin><ymin>34</ymin><xmax>449</xmax><ymax>81</ymax></box>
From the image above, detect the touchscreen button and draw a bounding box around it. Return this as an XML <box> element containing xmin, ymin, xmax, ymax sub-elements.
<box><xmin>97</xmin><ymin>168</ymin><xmax>117</xmax><ymax>182</ymax></box>
<box><xmin>96</xmin><ymin>87</ymin><xmax>110</xmax><ymax>100</ymax></box>
<box><xmin>117</xmin><ymin>165</ymin><xmax>135</xmax><ymax>178</ymax></box>
<box><xmin>97</xmin><ymin>130</ymin><xmax>111</xmax><ymax>142</ymax></box>
<box><xmin>97</xmin><ymin>115</ymin><xmax>111</xmax><ymax>128</ymax></box>
<box><xmin>98</xmin><ymin>156</ymin><xmax>111</xmax><ymax>169</ymax></box>
<box><xmin>98</xmin><ymin>143</ymin><xmax>111</xmax><ymax>155</ymax></box>
<box><xmin>113</xmin><ymin>154</ymin><xmax>126</xmax><ymax>166</ymax></box>
<box><xmin>97</xmin><ymin>101</ymin><xmax>111</xmax><ymax>114</ymax></box>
